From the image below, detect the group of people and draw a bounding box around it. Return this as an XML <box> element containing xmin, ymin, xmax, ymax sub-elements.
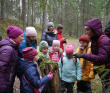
<box><xmin>0</xmin><ymin>18</ymin><xmax>110</xmax><ymax>93</ymax></box>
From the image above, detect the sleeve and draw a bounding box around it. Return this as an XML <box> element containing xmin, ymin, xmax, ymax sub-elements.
<box><xmin>83</xmin><ymin>38</ymin><xmax>110</xmax><ymax>65</ymax></box>
<box><xmin>89</xmin><ymin>63</ymin><xmax>95</xmax><ymax>79</ymax></box>
<box><xmin>58</xmin><ymin>58</ymin><xmax>62</xmax><ymax>78</ymax></box>
<box><xmin>24</xmin><ymin>66</ymin><xmax>50</xmax><ymax>89</ymax></box>
<box><xmin>0</xmin><ymin>47</ymin><xmax>13</xmax><ymax>92</ymax></box>
<box><xmin>19</xmin><ymin>40</ymin><xmax>27</xmax><ymax>55</ymax></box>
<box><xmin>41</xmin><ymin>33</ymin><xmax>46</xmax><ymax>41</ymax></box>
<box><xmin>76</xmin><ymin>58</ymin><xmax>82</xmax><ymax>80</ymax></box>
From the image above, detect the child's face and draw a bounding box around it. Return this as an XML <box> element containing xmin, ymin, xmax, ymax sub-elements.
<box><xmin>33</xmin><ymin>55</ymin><xmax>38</xmax><ymax>62</ymax></box>
<box><xmin>80</xmin><ymin>41</ymin><xmax>87</xmax><ymax>47</ymax></box>
<box><xmin>66</xmin><ymin>53</ymin><xmax>73</xmax><ymax>59</ymax></box>
<box><xmin>29</xmin><ymin>36</ymin><xmax>36</xmax><ymax>40</ymax></box>
<box><xmin>59</xmin><ymin>29</ymin><xmax>63</xmax><ymax>32</ymax></box>
<box><xmin>53</xmin><ymin>45</ymin><xmax>60</xmax><ymax>51</ymax></box>
<box><xmin>41</xmin><ymin>48</ymin><xmax>48</xmax><ymax>54</ymax></box>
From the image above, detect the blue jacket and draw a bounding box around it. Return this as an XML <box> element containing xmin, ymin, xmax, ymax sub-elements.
<box><xmin>41</xmin><ymin>29</ymin><xmax>58</xmax><ymax>47</ymax></box>
<box><xmin>58</xmin><ymin>52</ymin><xmax>82</xmax><ymax>83</ymax></box>
<box><xmin>19</xmin><ymin>59</ymin><xmax>50</xmax><ymax>93</ymax></box>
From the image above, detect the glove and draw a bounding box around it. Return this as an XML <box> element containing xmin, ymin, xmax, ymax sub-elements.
<box><xmin>37</xmin><ymin>58</ymin><xmax>42</xmax><ymax>65</ymax></box>
<box><xmin>73</xmin><ymin>53</ymin><xmax>83</xmax><ymax>58</ymax></box>
<box><xmin>47</xmin><ymin>72</ymin><xmax>53</xmax><ymax>80</ymax></box>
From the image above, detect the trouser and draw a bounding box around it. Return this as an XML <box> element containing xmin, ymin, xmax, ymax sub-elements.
<box><xmin>77</xmin><ymin>80</ymin><xmax>92</xmax><ymax>93</ymax></box>
<box><xmin>101</xmin><ymin>79</ymin><xmax>110</xmax><ymax>93</ymax></box>
<box><xmin>61</xmin><ymin>80</ymin><xmax>74</xmax><ymax>93</ymax></box>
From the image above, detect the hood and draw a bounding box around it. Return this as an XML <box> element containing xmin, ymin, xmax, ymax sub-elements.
<box><xmin>24</xmin><ymin>30</ymin><xmax>27</xmax><ymax>39</ymax></box>
<box><xmin>85</xmin><ymin>18</ymin><xmax>103</xmax><ymax>37</ymax></box>
<box><xmin>45</xmin><ymin>29</ymin><xmax>57</xmax><ymax>36</ymax></box>
<box><xmin>20</xmin><ymin>59</ymin><xmax>36</xmax><ymax>73</ymax></box>
<box><xmin>0</xmin><ymin>37</ymin><xmax>19</xmax><ymax>50</ymax></box>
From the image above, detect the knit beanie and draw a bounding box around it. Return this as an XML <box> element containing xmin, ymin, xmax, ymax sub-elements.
<box><xmin>6</xmin><ymin>26</ymin><xmax>23</xmax><ymax>39</ymax></box>
<box><xmin>47</xmin><ymin>22</ymin><xmax>54</xmax><ymax>28</ymax></box>
<box><xmin>22</xmin><ymin>47</ymin><xmax>37</xmax><ymax>61</ymax></box>
<box><xmin>39</xmin><ymin>41</ymin><xmax>48</xmax><ymax>52</ymax></box>
<box><xmin>105</xmin><ymin>22</ymin><xmax>110</xmax><ymax>32</ymax></box>
<box><xmin>52</xmin><ymin>40</ymin><xmax>60</xmax><ymax>47</ymax></box>
<box><xmin>79</xmin><ymin>34</ymin><xmax>90</xmax><ymax>43</ymax></box>
<box><xmin>26</xmin><ymin>27</ymin><xmax>37</xmax><ymax>36</ymax></box>
<box><xmin>65</xmin><ymin>44</ymin><xmax>74</xmax><ymax>53</ymax></box>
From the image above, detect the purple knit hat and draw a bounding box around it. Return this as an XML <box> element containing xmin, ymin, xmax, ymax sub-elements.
<box><xmin>7</xmin><ymin>26</ymin><xmax>23</xmax><ymax>38</ymax></box>
<box><xmin>22</xmin><ymin>47</ymin><xmax>37</xmax><ymax>61</ymax></box>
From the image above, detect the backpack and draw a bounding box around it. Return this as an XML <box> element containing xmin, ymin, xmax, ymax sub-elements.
<box><xmin>94</xmin><ymin>35</ymin><xmax>110</xmax><ymax>75</ymax></box>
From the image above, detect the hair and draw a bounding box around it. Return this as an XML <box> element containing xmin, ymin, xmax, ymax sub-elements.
<box><xmin>57</xmin><ymin>24</ymin><xmax>63</xmax><ymax>30</ymax></box>
<box><xmin>26</xmin><ymin>37</ymin><xmax>37</xmax><ymax>47</ymax></box>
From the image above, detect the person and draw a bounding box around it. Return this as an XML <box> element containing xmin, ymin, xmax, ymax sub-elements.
<box><xmin>75</xmin><ymin>34</ymin><xmax>95</xmax><ymax>93</ymax></box>
<box><xmin>73</xmin><ymin>18</ymin><xmax>110</xmax><ymax>92</ymax></box>
<box><xmin>104</xmin><ymin>21</ymin><xmax>110</xmax><ymax>37</ymax></box>
<box><xmin>19</xmin><ymin>47</ymin><xmax>53</xmax><ymax>93</ymax></box>
<box><xmin>38</xmin><ymin>41</ymin><xmax>51</xmax><ymax>77</ymax></box>
<box><xmin>18</xmin><ymin>27</ymin><xmax>38</xmax><ymax>58</ymax></box>
<box><xmin>55</xmin><ymin>24</ymin><xmax>66</xmax><ymax>52</ymax></box>
<box><xmin>0</xmin><ymin>26</ymin><xmax>24</xmax><ymax>93</ymax></box>
<box><xmin>41</xmin><ymin>22</ymin><xmax>58</xmax><ymax>47</ymax></box>
<box><xmin>0</xmin><ymin>32</ymin><xmax>2</xmax><ymax>40</ymax></box>
<box><xmin>59</xmin><ymin>44</ymin><xmax>82</xmax><ymax>93</ymax></box>
<box><xmin>49</xmin><ymin>40</ymin><xmax>63</xmax><ymax>62</ymax></box>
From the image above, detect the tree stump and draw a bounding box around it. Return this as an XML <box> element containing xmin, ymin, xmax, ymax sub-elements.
<box><xmin>45</xmin><ymin>63</ymin><xmax>61</xmax><ymax>93</ymax></box>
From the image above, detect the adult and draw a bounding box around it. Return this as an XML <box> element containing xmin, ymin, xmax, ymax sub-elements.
<box><xmin>41</xmin><ymin>22</ymin><xmax>58</xmax><ymax>47</ymax></box>
<box><xmin>73</xmin><ymin>18</ymin><xmax>110</xmax><ymax>91</ymax></box>
<box><xmin>56</xmin><ymin>24</ymin><xmax>66</xmax><ymax>52</ymax></box>
<box><xmin>0</xmin><ymin>26</ymin><xmax>24</xmax><ymax>93</ymax></box>
<box><xmin>18</xmin><ymin>27</ymin><xmax>38</xmax><ymax>58</ymax></box>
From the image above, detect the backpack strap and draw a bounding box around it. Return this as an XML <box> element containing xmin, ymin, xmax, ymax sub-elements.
<box><xmin>61</xmin><ymin>55</ymin><xmax>63</xmax><ymax>66</ymax></box>
<box><xmin>97</xmin><ymin>35</ymin><xmax>107</xmax><ymax>47</ymax></box>
<box><xmin>73</xmin><ymin>57</ymin><xmax>77</xmax><ymax>65</ymax></box>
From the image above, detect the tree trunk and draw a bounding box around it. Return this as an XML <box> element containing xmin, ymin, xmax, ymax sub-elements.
<box><xmin>1</xmin><ymin>0</ymin><xmax>6</xmax><ymax>20</ymax></box>
<box><xmin>27</xmin><ymin>0</ymin><xmax>30</xmax><ymax>26</ymax></box>
<box><xmin>42</xmin><ymin>4</ymin><xmax>47</xmax><ymax>34</ymax></box>
<box><xmin>31</xmin><ymin>0</ymin><xmax>34</xmax><ymax>26</ymax></box>
<box><xmin>22</xmin><ymin>0</ymin><xmax>26</xmax><ymax>30</ymax></box>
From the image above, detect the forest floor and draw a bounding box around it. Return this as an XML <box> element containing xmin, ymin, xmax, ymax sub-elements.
<box><xmin>13</xmin><ymin>38</ymin><xmax>102</xmax><ymax>93</ymax></box>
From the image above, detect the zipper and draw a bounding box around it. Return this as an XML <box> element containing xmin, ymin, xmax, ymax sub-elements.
<box><xmin>9</xmin><ymin>67</ymin><xmax>13</xmax><ymax>81</ymax></box>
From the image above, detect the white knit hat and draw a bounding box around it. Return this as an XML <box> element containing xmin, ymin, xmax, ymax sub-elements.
<box><xmin>26</xmin><ymin>27</ymin><xmax>37</xmax><ymax>36</ymax></box>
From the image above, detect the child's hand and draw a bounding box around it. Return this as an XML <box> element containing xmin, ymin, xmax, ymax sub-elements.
<box><xmin>77</xmin><ymin>80</ymin><xmax>80</xmax><ymax>82</ymax></box>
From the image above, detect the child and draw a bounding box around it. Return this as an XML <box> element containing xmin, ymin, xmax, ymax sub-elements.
<box><xmin>49</xmin><ymin>40</ymin><xmax>63</xmax><ymax>62</ymax></box>
<box><xmin>19</xmin><ymin>27</ymin><xmax>38</xmax><ymax>58</ymax></box>
<box><xmin>75</xmin><ymin>35</ymin><xmax>95</xmax><ymax>93</ymax></box>
<box><xmin>56</xmin><ymin>24</ymin><xmax>66</xmax><ymax>52</ymax></box>
<box><xmin>38</xmin><ymin>41</ymin><xmax>51</xmax><ymax>77</ymax></box>
<box><xmin>59</xmin><ymin>44</ymin><xmax>82</xmax><ymax>93</ymax></box>
<box><xmin>19</xmin><ymin>47</ymin><xmax>53</xmax><ymax>93</ymax></box>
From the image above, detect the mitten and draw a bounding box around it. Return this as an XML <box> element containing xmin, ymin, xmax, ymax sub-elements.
<box><xmin>47</xmin><ymin>72</ymin><xmax>53</xmax><ymax>80</ymax></box>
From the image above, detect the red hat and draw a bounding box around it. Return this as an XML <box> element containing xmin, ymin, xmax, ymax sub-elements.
<box><xmin>79</xmin><ymin>35</ymin><xmax>90</xmax><ymax>43</ymax></box>
<box><xmin>65</xmin><ymin>44</ymin><xmax>74</xmax><ymax>53</ymax></box>
<box><xmin>22</xmin><ymin>47</ymin><xmax>37</xmax><ymax>61</ymax></box>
